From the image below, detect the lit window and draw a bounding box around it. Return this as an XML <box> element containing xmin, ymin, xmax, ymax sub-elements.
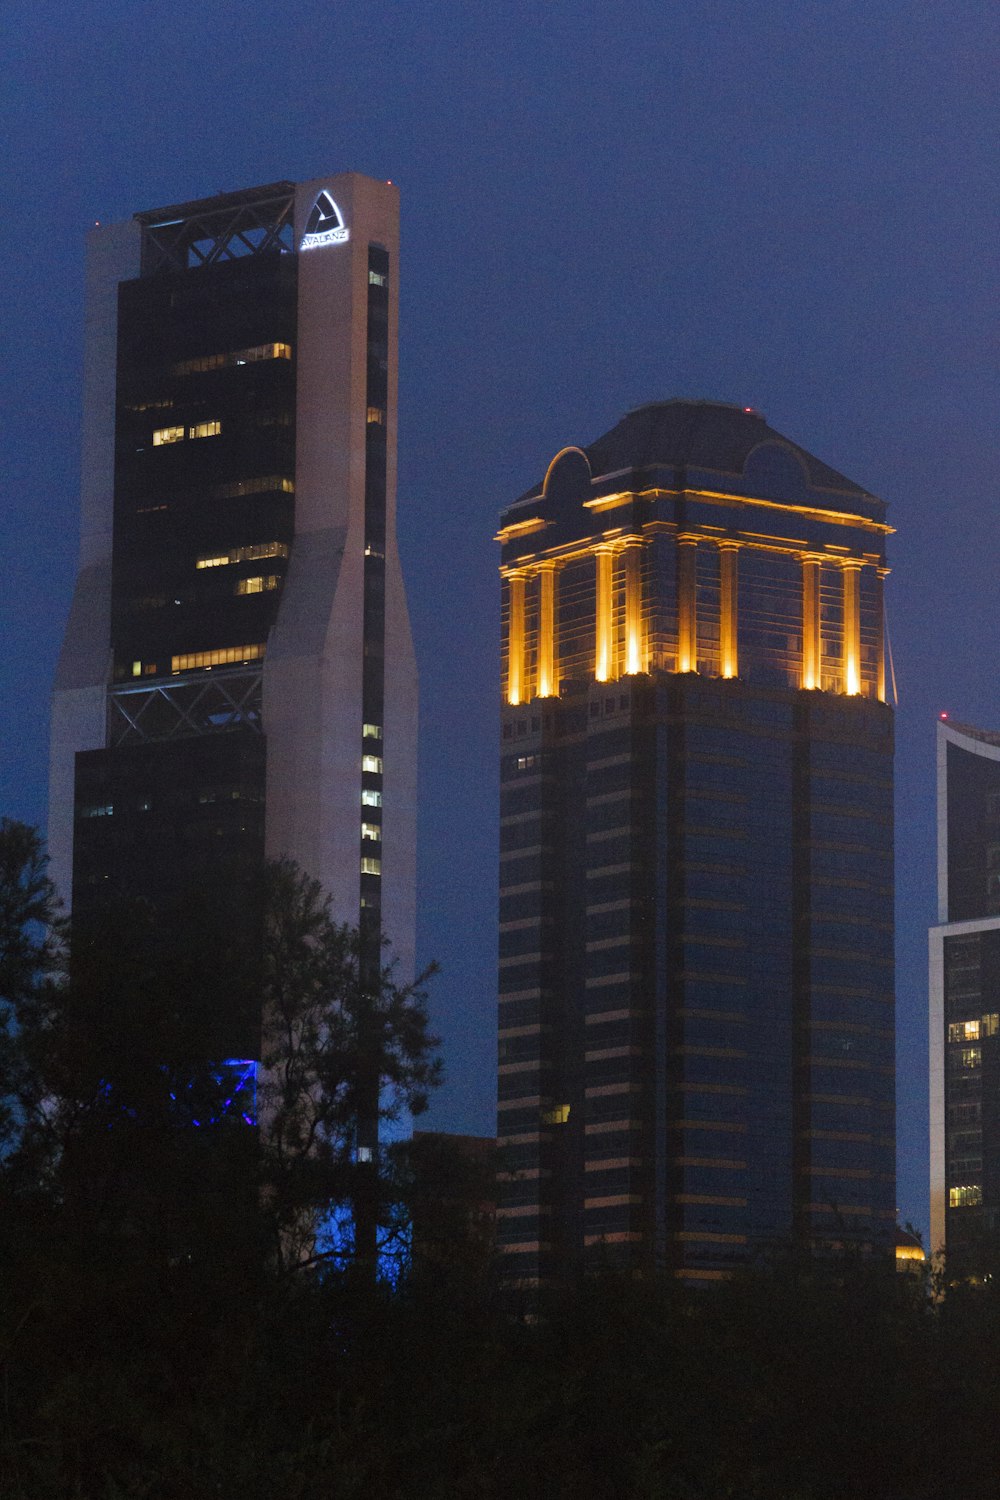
<box><xmin>950</xmin><ymin>1184</ymin><xmax>983</xmax><ymax>1208</ymax></box>
<box><xmin>983</xmin><ymin>1013</ymin><xmax>1000</xmax><ymax>1036</ymax></box>
<box><xmin>171</xmin><ymin>643</ymin><xmax>265</xmax><ymax>673</ymax></box>
<box><xmin>361</xmin><ymin>790</ymin><xmax>382</xmax><ymax>807</ymax></box>
<box><xmin>517</xmin><ymin>754</ymin><xmax>540</xmax><ymax>771</ymax></box>
<box><xmin>362</xmin><ymin>723</ymin><xmax>383</xmax><ymax>740</ymax></box>
<box><xmin>80</xmin><ymin>804</ymin><xmax>113</xmax><ymax>819</ymax></box>
<box><xmin>366</xmin><ymin>407</ymin><xmax>385</xmax><ymax>425</ymax></box>
<box><xmin>131</xmin><ymin>660</ymin><xmax>142</xmax><ymax>677</ymax></box>
<box><xmin>172</xmin><ymin>342</ymin><xmax>292</xmax><ymax>376</ymax></box>
<box><xmin>949</xmin><ymin>1020</ymin><xmax>982</xmax><ymax>1043</ymax></box>
<box><xmin>361</xmin><ymin>856</ymin><xmax>382</xmax><ymax>876</ymax></box>
<box><xmin>153</xmin><ymin>425</ymin><xmax>185</xmax><ymax>446</ymax></box>
<box><xmin>368</xmin><ymin>270</ymin><xmax>386</xmax><ymax>287</ymax></box>
<box><xmin>361</xmin><ymin>823</ymin><xmax>381</xmax><ymax>841</ymax></box>
<box><xmin>197</xmin><ymin>542</ymin><xmax>289</xmax><ymax>569</ymax></box>
<box><xmin>362</xmin><ymin>755</ymin><xmax>383</xmax><ymax>774</ymax></box>
<box><xmin>189</xmin><ymin>421</ymin><xmax>221</xmax><ymax>440</ymax></box>
<box><xmin>235</xmin><ymin>575</ymin><xmax>280</xmax><ymax>596</ymax></box>
<box><xmin>357</xmin><ymin>1144</ymin><xmax>374</xmax><ymax>1162</ymax></box>
<box><xmin>541</xmin><ymin>1104</ymin><xmax>570</xmax><ymax>1125</ymax></box>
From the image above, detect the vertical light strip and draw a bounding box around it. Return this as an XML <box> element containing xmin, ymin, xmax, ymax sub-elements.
<box><xmin>800</xmin><ymin>555</ymin><xmax>821</xmax><ymax>691</ymax></box>
<box><xmin>876</xmin><ymin>567</ymin><xmax>889</xmax><ymax>703</ymax></box>
<box><xmin>537</xmin><ymin>563</ymin><xmax>557</xmax><ymax>698</ymax></box>
<box><xmin>594</xmin><ymin>546</ymin><xmax>614</xmax><ymax>683</ymax></box>
<box><xmin>718</xmin><ymin>542</ymin><xmax>739</xmax><ymax>680</ymax></box>
<box><xmin>623</xmin><ymin>540</ymin><xmax>644</xmax><ymax>676</ymax></box>
<box><xmin>842</xmin><ymin>560</ymin><xmax>862</xmax><ymax>696</ymax></box>
<box><xmin>507</xmin><ymin>571</ymin><xmax>526</xmax><ymax>705</ymax></box>
<box><xmin>676</xmin><ymin>536</ymin><xmax>698</xmax><ymax>674</ymax></box>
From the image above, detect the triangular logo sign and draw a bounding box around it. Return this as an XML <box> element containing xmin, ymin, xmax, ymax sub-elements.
<box><xmin>301</xmin><ymin>190</ymin><xmax>349</xmax><ymax>250</ymax></box>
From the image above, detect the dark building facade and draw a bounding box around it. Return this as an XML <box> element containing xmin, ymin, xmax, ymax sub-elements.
<box><xmin>930</xmin><ymin>718</ymin><xmax>1000</xmax><ymax>1268</ymax></box>
<box><xmin>496</xmin><ymin>400</ymin><xmax>895</xmax><ymax>1284</ymax></box>
<box><xmin>50</xmin><ymin>176</ymin><xmax>417</xmax><ymax>1078</ymax></box>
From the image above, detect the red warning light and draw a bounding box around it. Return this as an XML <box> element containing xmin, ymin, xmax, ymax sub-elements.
<box><xmin>941</xmin><ymin>712</ymin><xmax>949</xmax><ymax>720</ymax></box>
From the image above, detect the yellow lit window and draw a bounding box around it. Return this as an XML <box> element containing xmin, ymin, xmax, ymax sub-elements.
<box><xmin>172</xmin><ymin>343</ymin><xmax>292</xmax><ymax>376</ymax></box>
<box><xmin>361</xmin><ymin>790</ymin><xmax>382</xmax><ymax>808</ymax></box>
<box><xmin>362</xmin><ymin>723</ymin><xmax>383</xmax><ymax>740</ymax></box>
<box><xmin>367</xmin><ymin>406</ymin><xmax>385</xmax><ymax>425</ymax></box>
<box><xmin>171</xmin><ymin>643</ymin><xmax>265</xmax><ymax>673</ymax></box>
<box><xmin>361</xmin><ymin>823</ymin><xmax>381</xmax><ymax>841</ymax></box>
<box><xmin>132</xmin><ymin>660</ymin><xmax>142</xmax><ymax>677</ymax></box>
<box><xmin>361</xmin><ymin>856</ymin><xmax>382</xmax><ymax>876</ymax></box>
<box><xmin>189</xmin><ymin>421</ymin><xmax>221</xmax><ymax>440</ymax></box>
<box><xmin>542</xmin><ymin>1105</ymin><xmax>571</xmax><ymax>1125</ymax></box>
<box><xmin>235</xmin><ymin>575</ymin><xmax>280</xmax><ymax>596</ymax></box>
<box><xmin>362</xmin><ymin>755</ymin><xmax>383</xmax><ymax>775</ymax></box>
<box><xmin>983</xmin><ymin>1013</ymin><xmax>999</xmax><ymax>1036</ymax></box>
<box><xmin>950</xmin><ymin>1184</ymin><xmax>983</xmax><ymax>1208</ymax></box>
<box><xmin>153</xmin><ymin>425</ymin><xmax>185</xmax><ymax>446</ymax></box>
<box><xmin>197</xmin><ymin>542</ymin><xmax>289</xmax><ymax>569</ymax></box>
<box><xmin>961</xmin><ymin>1047</ymin><xmax>982</xmax><ymax>1069</ymax></box>
<box><xmin>949</xmin><ymin>1020</ymin><xmax>981</xmax><ymax>1043</ymax></box>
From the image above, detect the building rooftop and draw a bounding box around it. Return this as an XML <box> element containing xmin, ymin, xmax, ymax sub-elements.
<box><xmin>509</xmin><ymin>398</ymin><xmax>879</xmax><ymax>515</ymax></box>
<box><xmin>587</xmin><ymin>399</ymin><xmax>871</xmax><ymax>497</ymax></box>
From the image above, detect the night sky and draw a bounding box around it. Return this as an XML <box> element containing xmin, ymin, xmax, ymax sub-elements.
<box><xmin>2</xmin><ymin>0</ymin><xmax>997</xmax><ymax>1241</ymax></box>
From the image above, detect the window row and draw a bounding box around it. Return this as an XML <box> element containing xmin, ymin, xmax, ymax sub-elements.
<box><xmin>235</xmin><ymin>575</ymin><xmax>280</xmax><ymax>596</ymax></box>
<box><xmin>948</xmin><ymin>1015</ymin><xmax>1000</xmax><ymax>1043</ymax></box>
<box><xmin>172</xmin><ymin>341</ymin><xmax>292</xmax><ymax>376</ymax></box>
<box><xmin>196</xmin><ymin>541</ymin><xmax>288</xmax><ymax>569</ymax></box>
<box><xmin>153</xmin><ymin>421</ymin><xmax>221</xmax><ymax>445</ymax></box>
<box><xmin>171</xmin><ymin>643</ymin><xmax>266</xmax><ymax>672</ymax></box>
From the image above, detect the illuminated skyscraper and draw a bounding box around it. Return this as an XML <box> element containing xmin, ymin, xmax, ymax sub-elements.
<box><xmin>930</xmin><ymin>718</ymin><xmax>1000</xmax><ymax>1270</ymax></box>
<box><xmin>496</xmin><ymin>400</ymin><xmax>894</xmax><ymax>1284</ymax></box>
<box><xmin>49</xmin><ymin>175</ymin><xmax>417</xmax><ymax>1070</ymax></box>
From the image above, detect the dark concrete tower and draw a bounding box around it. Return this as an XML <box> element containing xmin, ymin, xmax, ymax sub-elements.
<box><xmin>496</xmin><ymin>400</ymin><xmax>894</xmax><ymax>1285</ymax></box>
<box><xmin>49</xmin><ymin>175</ymin><xmax>417</xmax><ymax>1057</ymax></box>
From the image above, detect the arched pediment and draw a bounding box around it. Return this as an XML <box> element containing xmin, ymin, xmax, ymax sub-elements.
<box><xmin>741</xmin><ymin>441</ymin><xmax>811</xmax><ymax>502</ymax></box>
<box><xmin>542</xmin><ymin>447</ymin><xmax>592</xmax><ymax>509</ymax></box>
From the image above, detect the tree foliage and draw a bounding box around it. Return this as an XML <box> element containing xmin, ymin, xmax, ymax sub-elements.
<box><xmin>8</xmin><ymin>822</ymin><xmax>1000</xmax><ymax>1497</ymax></box>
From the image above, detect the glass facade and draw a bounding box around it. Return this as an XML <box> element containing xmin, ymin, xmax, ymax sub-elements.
<box><xmin>498</xmin><ymin>401</ymin><xmax>894</xmax><ymax>1285</ymax></box>
<box><xmin>63</xmin><ymin>177</ymin><xmax>404</xmax><ymax>1075</ymax></box>
<box><xmin>930</xmin><ymin>722</ymin><xmax>1000</xmax><ymax>1269</ymax></box>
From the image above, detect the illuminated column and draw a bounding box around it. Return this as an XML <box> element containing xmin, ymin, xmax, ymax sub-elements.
<box><xmin>507</xmin><ymin>570</ymin><xmax>526</xmax><ymax>705</ymax></box>
<box><xmin>842</xmin><ymin>559</ymin><xmax>862</xmax><ymax>696</ymax></box>
<box><xmin>594</xmin><ymin>545</ymin><xmax>614</xmax><ymax>682</ymax></box>
<box><xmin>676</xmin><ymin>535</ymin><xmax>698</xmax><ymax>673</ymax></box>
<box><xmin>800</xmin><ymin>555</ymin><xmax>821</xmax><ymax>691</ymax></box>
<box><xmin>718</xmin><ymin>541</ymin><xmax>739</xmax><ymax>680</ymax></box>
<box><xmin>622</xmin><ymin>539</ymin><xmax>644</xmax><ymax>675</ymax></box>
<box><xmin>537</xmin><ymin>562</ymin><xmax>558</xmax><ymax>698</ymax></box>
<box><xmin>876</xmin><ymin>567</ymin><xmax>888</xmax><ymax>703</ymax></box>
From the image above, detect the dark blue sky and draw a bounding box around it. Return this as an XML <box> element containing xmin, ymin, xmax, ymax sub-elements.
<box><xmin>2</xmin><ymin>0</ymin><xmax>997</xmax><ymax>1239</ymax></box>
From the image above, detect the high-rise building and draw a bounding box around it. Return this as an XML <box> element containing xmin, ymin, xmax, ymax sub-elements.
<box><xmin>49</xmin><ymin>174</ymin><xmax>417</xmax><ymax>1071</ymax></box>
<box><xmin>929</xmin><ymin>718</ymin><xmax>1000</xmax><ymax>1270</ymax></box>
<box><xmin>496</xmin><ymin>400</ymin><xmax>895</xmax><ymax>1285</ymax></box>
